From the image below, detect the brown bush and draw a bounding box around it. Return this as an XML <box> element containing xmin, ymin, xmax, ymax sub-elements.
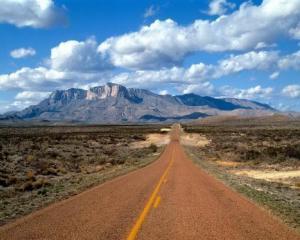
<box><xmin>44</xmin><ymin>167</ymin><xmax>58</xmax><ymax>176</ymax></box>
<box><xmin>112</xmin><ymin>157</ymin><xmax>125</xmax><ymax>165</ymax></box>
<box><xmin>32</xmin><ymin>178</ymin><xmax>50</xmax><ymax>189</ymax></box>
<box><xmin>241</xmin><ymin>149</ymin><xmax>261</xmax><ymax>161</ymax></box>
<box><xmin>26</xmin><ymin>154</ymin><xmax>36</xmax><ymax>162</ymax></box>
<box><xmin>8</xmin><ymin>176</ymin><xmax>17</xmax><ymax>185</ymax></box>
<box><xmin>149</xmin><ymin>143</ymin><xmax>158</xmax><ymax>153</ymax></box>
<box><xmin>21</xmin><ymin>181</ymin><xmax>33</xmax><ymax>191</ymax></box>
<box><xmin>26</xmin><ymin>170</ymin><xmax>36</xmax><ymax>181</ymax></box>
<box><xmin>0</xmin><ymin>177</ymin><xmax>8</xmax><ymax>187</ymax></box>
<box><xmin>284</xmin><ymin>144</ymin><xmax>300</xmax><ymax>159</ymax></box>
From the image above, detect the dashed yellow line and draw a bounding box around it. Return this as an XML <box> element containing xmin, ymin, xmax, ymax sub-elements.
<box><xmin>126</xmin><ymin>147</ymin><xmax>174</xmax><ymax>240</ymax></box>
<box><xmin>153</xmin><ymin>196</ymin><xmax>161</xmax><ymax>209</ymax></box>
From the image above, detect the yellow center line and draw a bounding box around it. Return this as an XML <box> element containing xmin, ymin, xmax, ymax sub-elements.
<box><xmin>153</xmin><ymin>196</ymin><xmax>161</xmax><ymax>209</ymax></box>
<box><xmin>126</xmin><ymin>146</ymin><xmax>175</xmax><ymax>240</ymax></box>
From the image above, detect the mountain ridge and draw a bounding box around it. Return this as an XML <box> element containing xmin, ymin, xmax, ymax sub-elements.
<box><xmin>0</xmin><ymin>82</ymin><xmax>277</xmax><ymax>123</ymax></box>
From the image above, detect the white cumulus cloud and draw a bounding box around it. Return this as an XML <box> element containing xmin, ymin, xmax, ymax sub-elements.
<box><xmin>0</xmin><ymin>49</ymin><xmax>289</xmax><ymax>93</ymax></box>
<box><xmin>220</xmin><ymin>85</ymin><xmax>274</xmax><ymax>100</ymax></box>
<box><xmin>207</xmin><ymin>0</ymin><xmax>236</xmax><ymax>16</ymax></box>
<box><xmin>0</xmin><ymin>66</ymin><xmax>111</xmax><ymax>91</ymax></box>
<box><xmin>15</xmin><ymin>91</ymin><xmax>50</xmax><ymax>101</ymax></box>
<box><xmin>282</xmin><ymin>85</ymin><xmax>300</xmax><ymax>98</ymax></box>
<box><xmin>50</xmin><ymin>38</ymin><xmax>111</xmax><ymax>72</ymax></box>
<box><xmin>0</xmin><ymin>91</ymin><xmax>51</xmax><ymax>113</ymax></box>
<box><xmin>98</xmin><ymin>0</ymin><xmax>300</xmax><ymax>70</ymax></box>
<box><xmin>144</xmin><ymin>5</ymin><xmax>159</xmax><ymax>18</ymax></box>
<box><xmin>181</xmin><ymin>82</ymin><xmax>215</xmax><ymax>96</ymax></box>
<box><xmin>215</xmin><ymin>51</ymin><xmax>279</xmax><ymax>78</ymax></box>
<box><xmin>269</xmin><ymin>71</ymin><xmax>280</xmax><ymax>80</ymax></box>
<box><xmin>10</xmin><ymin>47</ymin><xmax>36</xmax><ymax>59</ymax></box>
<box><xmin>278</xmin><ymin>50</ymin><xmax>300</xmax><ymax>70</ymax></box>
<box><xmin>289</xmin><ymin>23</ymin><xmax>300</xmax><ymax>40</ymax></box>
<box><xmin>0</xmin><ymin>0</ymin><xmax>67</xmax><ymax>28</ymax></box>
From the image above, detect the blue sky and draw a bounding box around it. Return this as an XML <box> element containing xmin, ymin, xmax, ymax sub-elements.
<box><xmin>0</xmin><ymin>0</ymin><xmax>299</xmax><ymax>113</ymax></box>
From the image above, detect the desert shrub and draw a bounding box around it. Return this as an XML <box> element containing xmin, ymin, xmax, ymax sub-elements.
<box><xmin>112</xmin><ymin>157</ymin><xmax>125</xmax><ymax>165</ymax></box>
<box><xmin>3</xmin><ymin>151</ymin><xmax>9</xmax><ymax>159</ymax></box>
<box><xmin>263</xmin><ymin>147</ymin><xmax>279</xmax><ymax>158</ymax></box>
<box><xmin>0</xmin><ymin>177</ymin><xmax>8</xmax><ymax>187</ymax></box>
<box><xmin>92</xmin><ymin>155</ymin><xmax>109</xmax><ymax>165</ymax></box>
<box><xmin>46</xmin><ymin>149</ymin><xmax>59</xmax><ymax>158</ymax></box>
<box><xmin>31</xmin><ymin>144</ymin><xmax>40</xmax><ymax>151</ymax></box>
<box><xmin>38</xmin><ymin>188</ymin><xmax>48</xmax><ymax>195</ymax></box>
<box><xmin>149</xmin><ymin>143</ymin><xmax>158</xmax><ymax>153</ymax></box>
<box><xmin>21</xmin><ymin>181</ymin><xmax>33</xmax><ymax>191</ymax></box>
<box><xmin>26</xmin><ymin>154</ymin><xmax>36</xmax><ymax>163</ymax></box>
<box><xmin>263</xmin><ymin>144</ymin><xmax>300</xmax><ymax>161</ymax></box>
<box><xmin>26</xmin><ymin>170</ymin><xmax>36</xmax><ymax>181</ymax></box>
<box><xmin>71</xmin><ymin>153</ymin><xmax>80</xmax><ymax>158</ymax></box>
<box><xmin>7</xmin><ymin>176</ymin><xmax>17</xmax><ymax>185</ymax></box>
<box><xmin>109</xmin><ymin>138</ymin><xmax>118</xmax><ymax>144</ymax></box>
<box><xmin>20</xmin><ymin>177</ymin><xmax>50</xmax><ymax>191</ymax></box>
<box><xmin>132</xmin><ymin>135</ymin><xmax>146</xmax><ymax>141</ymax></box>
<box><xmin>57</xmin><ymin>167</ymin><xmax>67</xmax><ymax>174</ymax></box>
<box><xmin>44</xmin><ymin>167</ymin><xmax>58</xmax><ymax>176</ymax></box>
<box><xmin>32</xmin><ymin>178</ymin><xmax>50</xmax><ymax>189</ymax></box>
<box><xmin>238</xmin><ymin>149</ymin><xmax>261</xmax><ymax>161</ymax></box>
<box><xmin>103</xmin><ymin>147</ymin><xmax>115</xmax><ymax>156</ymax></box>
<box><xmin>33</xmin><ymin>160</ymin><xmax>49</xmax><ymax>174</ymax></box>
<box><xmin>71</xmin><ymin>162</ymin><xmax>81</xmax><ymax>172</ymax></box>
<box><xmin>284</xmin><ymin>144</ymin><xmax>300</xmax><ymax>159</ymax></box>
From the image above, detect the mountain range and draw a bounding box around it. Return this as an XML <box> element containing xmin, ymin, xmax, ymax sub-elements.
<box><xmin>0</xmin><ymin>83</ymin><xmax>277</xmax><ymax>123</ymax></box>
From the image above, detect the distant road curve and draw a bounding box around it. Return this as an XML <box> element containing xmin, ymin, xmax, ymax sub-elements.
<box><xmin>0</xmin><ymin>125</ymin><xmax>299</xmax><ymax>239</ymax></box>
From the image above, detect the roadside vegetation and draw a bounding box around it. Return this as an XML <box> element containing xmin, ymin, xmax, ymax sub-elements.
<box><xmin>0</xmin><ymin>125</ymin><xmax>167</xmax><ymax>225</ymax></box>
<box><xmin>183</xmin><ymin>119</ymin><xmax>300</xmax><ymax>231</ymax></box>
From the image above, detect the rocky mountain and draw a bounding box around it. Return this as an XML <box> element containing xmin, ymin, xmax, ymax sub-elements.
<box><xmin>0</xmin><ymin>83</ymin><xmax>277</xmax><ymax>123</ymax></box>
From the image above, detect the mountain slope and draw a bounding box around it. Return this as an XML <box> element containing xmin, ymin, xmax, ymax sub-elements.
<box><xmin>175</xmin><ymin>94</ymin><xmax>246</xmax><ymax>110</ymax></box>
<box><xmin>1</xmin><ymin>83</ymin><xmax>277</xmax><ymax>123</ymax></box>
<box><xmin>223</xmin><ymin>98</ymin><xmax>275</xmax><ymax>110</ymax></box>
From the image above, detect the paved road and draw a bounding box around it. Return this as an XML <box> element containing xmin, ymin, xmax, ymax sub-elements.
<box><xmin>0</xmin><ymin>125</ymin><xmax>299</xmax><ymax>239</ymax></box>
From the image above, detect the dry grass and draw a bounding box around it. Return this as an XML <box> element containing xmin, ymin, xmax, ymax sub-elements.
<box><xmin>184</xmin><ymin>124</ymin><xmax>300</xmax><ymax>168</ymax></box>
<box><xmin>0</xmin><ymin>124</ymin><xmax>167</xmax><ymax>225</ymax></box>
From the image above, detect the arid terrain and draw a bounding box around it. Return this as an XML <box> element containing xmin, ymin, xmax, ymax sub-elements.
<box><xmin>0</xmin><ymin>120</ymin><xmax>300</xmax><ymax>239</ymax></box>
<box><xmin>183</xmin><ymin>117</ymin><xmax>300</xmax><ymax>231</ymax></box>
<box><xmin>0</xmin><ymin>123</ymin><xmax>299</xmax><ymax>240</ymax></box>
<box><xmin>0</xmin><ymin>125</ymin><xmax>167</xmax><ymax>225</ymax></box>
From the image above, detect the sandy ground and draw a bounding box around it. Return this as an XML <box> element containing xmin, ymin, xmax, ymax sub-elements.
<box><xmin>232</xmin><ymin>169</ymin><xmax>300</xmax><ymax>185</ymax></box>
<box><xmin>216</xmin><ymin>161</ymin><xmax>243</xmax><ymax>167</ymax></box>
<box><xmin>131</xmin><ymin>131</ymin><xmax>210</xmax><ymax>149</ymax></box>
<box><xmin>180</xmin><ymin>133</ymin><xmax>210</xmax><ymax>147</ymax></box>
<box><xmin>130</xmin><ymin>133</ymin><xmax>170</xmax><ymax>148</ymax></box>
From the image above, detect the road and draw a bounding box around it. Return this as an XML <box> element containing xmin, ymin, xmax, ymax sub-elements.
<box><xmin>0</xmin><ymin>125</ymin><xmax>299</xmax><ymax>239</ymax></box>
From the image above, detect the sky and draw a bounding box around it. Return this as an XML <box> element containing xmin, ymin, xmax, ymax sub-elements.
<box><xmin>0</xmin><ymin>0</ymin><xmax>300</xmax><ymax>113</ymax></box>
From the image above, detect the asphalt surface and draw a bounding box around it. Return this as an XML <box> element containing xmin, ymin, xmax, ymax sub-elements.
<box><xmin>0</xmin><ymin>126</ymin><xmax>299</xmax><ymax>240</ymax></box>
